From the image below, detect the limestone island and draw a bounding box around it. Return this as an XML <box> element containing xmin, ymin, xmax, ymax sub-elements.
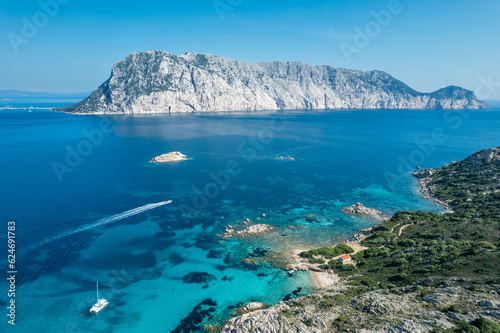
<box><xmin>150</xmin><ymin>151</ymin><xmax>187</xmax><ymax>163</ymax></box>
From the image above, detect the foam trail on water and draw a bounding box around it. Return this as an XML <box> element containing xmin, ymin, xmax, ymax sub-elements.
<box><xmin>23</xmin><ymin>200</ymin><xmax>172</xmax><ymax>253</ymax></box>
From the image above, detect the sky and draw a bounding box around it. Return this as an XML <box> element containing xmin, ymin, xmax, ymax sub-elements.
<box><xmin>1</xmin><ymin>0</ymin><xmax>499</xmax><ymax>99</ymax></box>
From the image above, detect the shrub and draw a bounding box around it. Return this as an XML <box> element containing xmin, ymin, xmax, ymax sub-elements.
<box><xmin>318</xmin><ymin>300</ymin><xmax>332</xmax><ymax>309</ymax></box>
<box><xmin>442</xmin><ymin>304</ymin><xmax>466</xmax><ymax>314</ymax></box>
<box><xmin>471</xmin><ymin>318</ymin><xmax>500</xmax><ymax>333</ymax></box>
<box><xmin>477</xmin><ymin>241</ymin><xmax>497</xmax><ymax>251</ymax></box>
<box><xmin>308</xmin><ymin>258</ymin><xmax>325</xmax><ymax>264</ymax></box>
<box><xmin>373</xmin><ymin>224</ymin><xmax>390</xmax><ymax>232</ymax></box>
<box><xmin>341</xmin><ymin>264</ymin><xmax>355</xmax><ymax>271</ymax></box>
<box><xmin>304</xmin><ymin>318</ymin><xmax>314</xmax><ymax>327</ymax></box>
<box><xmin>398</xmin><ymin>239</ymin><xmax>416</xmax><ymax>247</ymax></box>
<box><xmin>393</xmin><ymin>258</ymin><xmax>409</xmax><ymax>267</ymax></box>
<box><xmin>452</xmin><ymin>322</ymin><xmax>480</xmax><ymax>333</ymax></box>
<box><xmin>300</xmin><ymin>244</ymin><xmax>354</xmax><ymax>259</ymax></box>
<box><xmin>361</xmin><ymin>278</ymin><xmax>376</xmax><ymax>287</ymax></box>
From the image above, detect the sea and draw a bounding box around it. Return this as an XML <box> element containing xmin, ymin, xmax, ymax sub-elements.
<box><xmin>1</xmin><ymin>97</ymin><xmax>499</xmax><ymax>332</ymax></box>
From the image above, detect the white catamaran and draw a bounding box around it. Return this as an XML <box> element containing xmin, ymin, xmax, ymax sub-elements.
<box><xmin>90</xmin><ymin>282</ymin><xmax>108</xmax><ymax>314</ymax></box>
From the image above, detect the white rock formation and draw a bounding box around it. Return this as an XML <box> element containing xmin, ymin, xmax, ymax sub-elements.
<box><xmin>237</xmin><ymin>302</ymin><xmax>267</xmax><ymax>314</ymax></box>
<box><xmin>222</xmin><ymin>223</ymin><xmax>274</xmax><ymax>239</ymax></box>
<box><xmin>57</xmin><ymin>51</ymin><xmax>489</xmax><ymax>114</ymax></box>
<box><xmin>236</xmin><ymin>224</ymin><xmax>274</xmax><ymax>235</ymax></box>
<box><xmin>342</xmin><ymin>202</ymin><xmax>383</xmax><ymax>217</ymax></box>
<box><xmin>150</xmin><ymin>151</ymin><xmax>187</xmax><ymax>163</ymax></box>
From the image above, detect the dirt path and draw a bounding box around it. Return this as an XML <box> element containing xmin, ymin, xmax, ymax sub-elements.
<box><xmin>390</xmin><ymin>223</ymin><xmax>401</xmax><ymax>233</ymax></box>
<box><xmin>395</xmin><ymin>224</ymin><xmax>411</xmax><ymax>239</ymax></box>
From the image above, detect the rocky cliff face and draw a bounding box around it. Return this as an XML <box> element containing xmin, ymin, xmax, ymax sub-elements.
<box><xmin>57</xmin><ymin>50</ymin><xmax>489</xmax><ymax>114</ymax></box>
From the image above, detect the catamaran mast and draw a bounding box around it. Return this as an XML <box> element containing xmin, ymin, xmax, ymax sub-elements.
<box><xmin>96</xmin><ymin>282</ymin><xmax>99</xmax><ymax>300</ymax></box>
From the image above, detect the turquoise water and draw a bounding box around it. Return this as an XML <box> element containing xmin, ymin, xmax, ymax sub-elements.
<box><xmin>1</xmin><ymin>99</ymin><xmax>500</xmax><ymax>332</ymax></box>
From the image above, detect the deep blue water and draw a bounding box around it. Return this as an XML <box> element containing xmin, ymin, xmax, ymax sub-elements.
<box><xmin>1</xmin><ymin>98</ymin><xmax>499</xmax><ymax>332</ymax></box>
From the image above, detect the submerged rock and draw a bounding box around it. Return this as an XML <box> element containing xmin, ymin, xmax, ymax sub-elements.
<box><xmin>182</xmin><ymin>271</ymin><xmax>217</xmax><ymax>284</ymax></box>
<box><xmin>150</xmin><ymin>151</ymin><xmax>187</xmax><ymax>163</ymax></box>
<box><xmin>242</xmin><ymin>258</ymin><xmax>257</xmax><ymax>265</ymax></box>
<box><xmin>303</xmin><ymin>214</ymin><xmax>320</xmax><ymax>223</ymax></box>
<box><xmin>171</xmin><ymin>298</ymin><xmax>217</xmax><ymax>333</ymax></box>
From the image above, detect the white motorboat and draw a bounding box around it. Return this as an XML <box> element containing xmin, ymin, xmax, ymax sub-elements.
<box><xmin>90</xmin><ymin>282</ymin><xmax>108</xmax><ymax>314</ymax></box>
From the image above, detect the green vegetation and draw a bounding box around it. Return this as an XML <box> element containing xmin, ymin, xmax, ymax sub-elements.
<box><xmin>351</xmin><ymin>206</ymin><xmax>500</xmax><ymax>285</ymax></box>
<box><xmin>280</xmin><ymin>309</ymin><xmax>293</xmax><ymax>318</ymax></box>
<box><xmin>441</xmin><ymin>304</ymin><xmax>468</xmax><ymax>314</ymax></box>
<box><xmin>317</xmin><ymin>148</ymin><xmax>500</xmax><ymax>288</ymax></box>
<box><xmin>430</xmin><ymin>148</ymin><xmax>500</xmax><ymax>213</ymax></box>
<box><xmin>253</xmin><ymin>148</ymin><xmax>500</xmax><ymax>332</ymax></box>
<box><xmin>303</xmin><ymin>318</ymin><xmax>314</xmax><ymax>327</ymax></box>
<box><xmin>446</xmin><ymin>318</ymin><xmax>500</xmax><ymax>333</ymax></box>
<box><xmin>318</xmin><ymin>259</ymin><xmax>355</xmax><ymax>272</ymax></box>
<box><xmin>300</xmin><ymin>244</ymin><xmax>354</xmax><ymax>259</ymax></box>
<box><xmin>470</xmin><ymin>318</ymin><xmax>500</xmax><ymax>333</ymax></box>
<box><xmin>308</xmin><ymin>258</ymin><xmax>325</xmax><ymax>264</ymax></box>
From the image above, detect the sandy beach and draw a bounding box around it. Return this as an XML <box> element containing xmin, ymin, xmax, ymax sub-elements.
<box><xmin>309</xmin><ymin>270</ymin><xmax>340</xmax><ymax>289</ymax></box>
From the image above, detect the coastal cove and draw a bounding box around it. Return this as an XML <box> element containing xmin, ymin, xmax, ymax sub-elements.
<box><xmin>1</xmin><ymin>99</ymin><xmax>500</xmax><ymax>333</ymax></box>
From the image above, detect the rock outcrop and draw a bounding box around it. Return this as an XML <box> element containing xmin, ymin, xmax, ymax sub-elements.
<box><xmin>150</xmin><ymin>151</ymin><xmax>187</xmax><ymax>163</ymax></box>
<box><xmin>222</xmin><ymin>224</ymin><xmax>274</xmax><ymax>239</ymax></box>
<box><xmin>342</xmin><ymin>202</ymin><xmax>384</xmax><ymax>218</ymax></box>
<box><xmin>56</xmin><ymin>50</ymin><xmax>489</xmax><ymax>114</ymax></box>
<box><xmin>236</xmin><ymin>302</ymin><xmax>267</xmax><ymax>314</ymax></box>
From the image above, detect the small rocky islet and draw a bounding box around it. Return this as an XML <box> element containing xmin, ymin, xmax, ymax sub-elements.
<box><xmin>342</xmin><ymin>202</ymin><xmax>388</xmax><ymax>220</ymax></box>
<box><xmin>150</xmin><ymin>151</ymin><xmax>188</xmax><ymax>163</ymax></box>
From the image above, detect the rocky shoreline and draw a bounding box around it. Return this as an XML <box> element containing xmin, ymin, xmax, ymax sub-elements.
<box><xmin>412</xmin><ymin>168</ymin><xmax>455</xmax><ymax>212</ymax></box>
<box><xmin>220</xmin><ymin>281</ymin><xmax>500</xmax><ymax>333</ymax></box>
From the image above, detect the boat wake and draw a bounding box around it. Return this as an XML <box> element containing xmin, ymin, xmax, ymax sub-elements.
<box><xmin>22</xmin><ymin>200</ymin><xmax>172</xmax><ymax>254</ymax></box>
